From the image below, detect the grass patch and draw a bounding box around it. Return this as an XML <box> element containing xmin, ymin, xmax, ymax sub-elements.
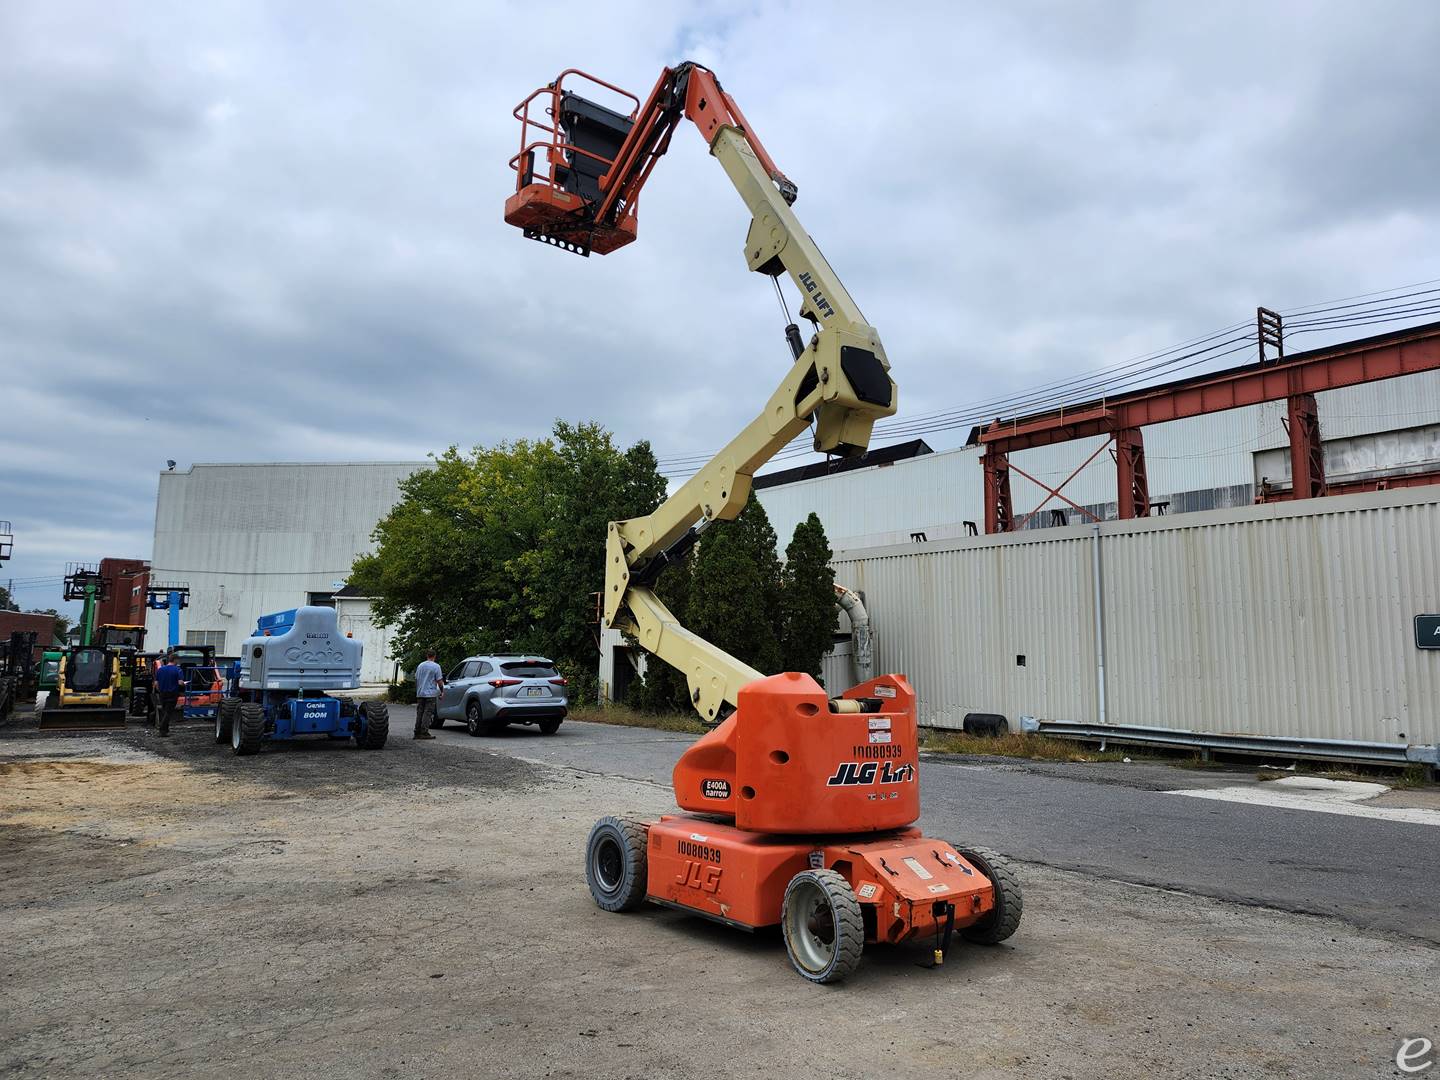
<box><xmin>570</xmin><ymin>704</ymin><xmax>708</xmax><ymax>735</ymax></box>
<box><xmin>918</xmin><ymin>729</ymin><xmax>1130</xmax><ymax>763</ymax></box>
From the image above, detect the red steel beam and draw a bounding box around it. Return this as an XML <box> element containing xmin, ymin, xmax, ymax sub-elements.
<box><xmin>981</xmin><ymin>322</ymin><xmax>1440</xmax><ymax>454</ymax></box>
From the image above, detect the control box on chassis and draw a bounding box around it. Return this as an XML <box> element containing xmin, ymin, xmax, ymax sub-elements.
<box><xmin>215</xmin><ymin>606</ymin><xmax>388</xmax><ymax>755</ymax></box>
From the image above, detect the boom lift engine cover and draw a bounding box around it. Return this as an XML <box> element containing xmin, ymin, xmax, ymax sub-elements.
<box><xmin>506</xmin><ymin>62</ymin><xmax>1022</xmax><ymax>983</ymax></box>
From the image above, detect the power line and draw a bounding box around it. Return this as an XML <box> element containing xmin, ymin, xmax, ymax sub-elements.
<box><xmin>654</xmin><ymin>279</ymin><xmax>1440</xmax><ymax>477</ymax></box>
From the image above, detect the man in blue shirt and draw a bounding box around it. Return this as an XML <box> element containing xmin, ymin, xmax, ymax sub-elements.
<box><xmin>414</xmin><ymin>651</ymin><xmax>444</xmax><ymax>740</ymax></box>
<box><xmin>153</xmin><ymin>654</ymin><xmax>184</xmax><ymax>737</ymax></box>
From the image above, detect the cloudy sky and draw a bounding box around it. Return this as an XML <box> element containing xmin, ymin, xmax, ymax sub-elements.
<box><xmin>3</xmin><ymin>0</ymin><xmax>1439</xmax><ymax>612</ymax></box>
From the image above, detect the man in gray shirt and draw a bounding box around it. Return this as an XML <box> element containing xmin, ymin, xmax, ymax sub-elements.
<box><xmin>414</xmin><ymin>650</ymin><xmax>444</xmax><ymax>740</ymax></box>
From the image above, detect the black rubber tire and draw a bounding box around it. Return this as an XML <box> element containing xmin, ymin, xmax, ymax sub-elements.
<box><xmin>538</xmin><ymin>717</ymin><xmax>562</xmax><ymax>735</ymax></box>
<box><xmin>215</xmin><ymin>699</ymin><xmax>238</xmax><ymax>744</ymax></box>
<box><xmin>232</xmin><ymin>703</ymin><xmax>265</xmax><ymax>756</ymax></box>
<box><xmin>585</xmin><ymin>817</ymin><xmax>648</xmax><ymax>913</ymax></box>
<box><xmin>957</xmin><ymin>845</ymin><xmax>1023</xmax><ymax>945</ymax></box>
<box><xmin>429</xmin><ymin>711</ymin><xmax>445</xmax><ymax>729</ymax></box>
<box><xmin>962</xmin><ymin>712</ymin><xmax>1010</xmax><ymax>737</ymax></box>
<box><xmin>781</xmin><ymin>869</ymin><xmax>864</xmax><ymax>984</ymax></box>
<box><xmin>465</xmin><ymin>700</ymin><xmax>487</xmax><ymax>737</ymax></box>
<box><xmin>355</xmin><ymin>701</ymin><xmax>389</xmax><ymax>750</ymax></box>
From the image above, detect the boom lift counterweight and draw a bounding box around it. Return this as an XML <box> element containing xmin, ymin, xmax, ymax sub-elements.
<box><xmin>507</xmin><ymin>62</ymin><xmax>1022</xmax><ymax>983</ymax></box>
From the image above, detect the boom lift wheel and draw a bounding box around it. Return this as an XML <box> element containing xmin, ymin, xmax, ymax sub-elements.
<box><xmin>215</xmin><ymin>699</ymin><xmax>238</xmax><ymax>744</ymax></box>
<box><xmin>232</xmin><ymin>703</ymin><xmax>265</xmax><ymax>756</ymax></box>
<box><xmin>585</xmin><ymin>817</ymin><xmax>648</xmax><ymax>912</ymax></box>
<box><xmin>355</xmin><ymin>700</ymin><xmax>389</xmax><ymax>750</ymax></box>
<box><xmin>955</xmin><ymin>846</ymin><xmax>1023</xmax><ymax>945</ymax></box>
<box><xmin>781</xmin><ymin>869</ymin><xmax>864</xmax><ymax>984</ymax></box>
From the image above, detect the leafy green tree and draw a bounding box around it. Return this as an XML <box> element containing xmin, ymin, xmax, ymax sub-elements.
<box><xmin>778</xmin><ymin>512</ymin><xmax>836</xmax><ymax>680</ymax></box>
<box><xmin>686</xmin><ymin>500</ymin><xmax>784</xmax><ymax>677</ymax></box>
<box><xmin>350</xmin><ymin>421</ymin><xmax>666</xmax><ymax>704</ymax></box>
<box><xmin>0</xmin><ymin>583</ymin><xmax>16</xmax><ymax>611</ymax></box>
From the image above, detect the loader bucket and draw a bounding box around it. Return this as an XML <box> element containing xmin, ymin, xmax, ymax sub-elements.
<box><xmin>38</xmin><ymin>706</ymin><xmax>128</xmax><ymax>731</ymax></box>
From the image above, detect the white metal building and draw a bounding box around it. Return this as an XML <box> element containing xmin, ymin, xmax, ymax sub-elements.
<box><xmin>146</xmin><ymin>462</ymin><xmax>427</xmax><ymax>683</ymax></box>
<box><xmin>754</xmin><ymin>370</ymin><xmax>1440</xmax><ymax>552</ymax></box>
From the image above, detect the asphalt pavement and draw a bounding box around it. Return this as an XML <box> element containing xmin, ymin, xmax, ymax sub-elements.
<box><xmin>421</xmin><ymin>712</ymin><xmax>1440</xmax><ymax>943</ymax></box>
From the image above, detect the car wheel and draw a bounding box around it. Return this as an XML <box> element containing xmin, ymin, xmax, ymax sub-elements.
<box><xmin>539</xmin><ymin>718</ymin><xmax>562</xmax><ymax>735</ymax></box>
<box><xmin>465</xmin><ymin>700</ymin><xmax>484</xmax><ymax>737</ymax></box>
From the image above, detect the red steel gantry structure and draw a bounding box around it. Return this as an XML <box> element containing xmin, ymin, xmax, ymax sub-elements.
<box><xmin>977</xmin><ymin>318</ymin><xmax>1440</xmax><ymax>534</ymax></box>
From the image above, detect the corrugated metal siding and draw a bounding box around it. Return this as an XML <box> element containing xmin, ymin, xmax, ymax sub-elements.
<box><xmin>834</xmin><ymin>532</ymin><xmax>1098</xmax><ymax>729</ymax></box>
<box><xmin>757</xmin><ymin>369</ymin><xmax>1440</xmax><ymax>549</ymax></box>
<box><xmin>830</xmin><ymin>487</ymin><xmax>1440</xmax><ymax>749</ymax></box>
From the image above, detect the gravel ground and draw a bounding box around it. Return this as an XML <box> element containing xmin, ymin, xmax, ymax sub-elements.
<box><xmin>2</xmin><ymin>719</ymin><xmax>1436</xmax><ymax>1080</ymax></box>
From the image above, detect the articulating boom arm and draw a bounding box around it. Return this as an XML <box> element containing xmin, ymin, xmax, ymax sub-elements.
<box><xmin>507</xmin><ymin>63</ymin><xmax>897</xmax><ymax>724</ymax></box>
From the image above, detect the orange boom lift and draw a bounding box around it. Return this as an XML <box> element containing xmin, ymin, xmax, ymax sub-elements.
<box><xmin>506</xmin><ymin>62</ymin><xmax>1023</xmax><ymax>983</ymax></box>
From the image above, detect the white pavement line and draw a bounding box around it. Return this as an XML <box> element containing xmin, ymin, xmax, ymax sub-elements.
<box><xmin>1167</xmin><ymin>776</ymin><xmax>1440</xmax><ymax>827</ymax></box>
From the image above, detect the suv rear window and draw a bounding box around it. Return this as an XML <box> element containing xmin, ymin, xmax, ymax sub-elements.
<box><xmin>500</xmin><ymin>661</ymin><xmax>557</xmax><ymax>678</ymax></box>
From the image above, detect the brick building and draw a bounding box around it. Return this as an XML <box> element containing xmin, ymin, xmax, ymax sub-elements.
<box><xmin>96</xmin><ymin>558</ymin><xmax>150</xmax><ymax>626</ymax></box>
<box><xmin>0</xmin><ymin>610</ymin><xmax>62</xmax><ymax>664</ymax></box>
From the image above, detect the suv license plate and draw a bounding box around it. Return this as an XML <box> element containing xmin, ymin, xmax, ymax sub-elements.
<box><xmin>525</xmin><ymin>686</ymin><xmax>545</xmax><ymax>697</ymax></box>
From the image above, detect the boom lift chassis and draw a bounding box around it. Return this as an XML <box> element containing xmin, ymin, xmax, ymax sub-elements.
<box><xmin>507</xmin><ymin>62</ymin><xmax>1021</xmax><ymax>982</ymax></box>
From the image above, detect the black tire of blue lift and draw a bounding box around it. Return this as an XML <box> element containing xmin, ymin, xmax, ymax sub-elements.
<box><xmin>955</xmin><ymin>845</ymin><xmax>1023</xmax><ymax>945</ymax></box>
<box><xmin>585</xmin><ymin>817</ymin><xmax>648</xmax><ymax>912</ymax></box>
<box><xmin>232</xmin><ymin>703</ymin><xmax>265</xmax><ymax>756</ymax></box>
<box><xmin>539</xmin><ymin>717</ymin><xmax>562</xmax><ymax>735</ymax></box>
<box><xmin>355</xmin><ymin>700</ymin><xmax>389</xmax><ymax>749</ymax></box>
<box><xmin>215</xmin><ymin>699</ymin><xmax>238</xmax><ymax>744</ymax></box>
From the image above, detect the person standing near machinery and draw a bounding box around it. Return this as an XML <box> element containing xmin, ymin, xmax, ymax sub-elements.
<box><xmin>413</xmin><ymin>650</ymin><xmax>443</xmax><ymax>740</ymax></box>
<box><xmin>153</xmin><ymin>653</ymin><xmax>184</xmax><ymax>737</ymax></box>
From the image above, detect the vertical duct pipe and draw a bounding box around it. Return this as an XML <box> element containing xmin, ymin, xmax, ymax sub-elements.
<box><xmin>834</xmin><ymin>583</ymin><xmax>872</xmax><ymax>684</ymax></box>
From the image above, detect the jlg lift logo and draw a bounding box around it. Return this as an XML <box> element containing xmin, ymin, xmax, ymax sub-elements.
<box><xmin>796</xmin><ymin>271</ymin><xmax>835</xmax><ymax>319</ymax></box>
<box><xmin>825</xmin><ymin>760</ymin><xmax>915</xmax><ymax>787</ymax></box>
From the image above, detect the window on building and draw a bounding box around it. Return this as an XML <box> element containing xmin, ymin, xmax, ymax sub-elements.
<box><xmin>186</xmin><ymin>630</ymin><xmax>227</xmax><ymax>652</ymax></box>
<box><xmin>307</xmin><ymin>592</ymin><xmax>336</xmax><ymax>608</ymax></box>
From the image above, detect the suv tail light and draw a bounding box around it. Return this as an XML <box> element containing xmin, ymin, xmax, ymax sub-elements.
<box><xmin>549</xmin><ymin>677</ymin><xmax>567</xmax><ymax>685</ymax></box>
<box><xmin>490</xmin><ymin>678</ymin><xmax>521</xmax><ymax>687</ymax></box>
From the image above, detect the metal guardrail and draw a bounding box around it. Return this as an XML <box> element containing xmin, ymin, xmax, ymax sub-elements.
<box><xmin>1038</xmin><ymin>720</ymin><xmax>1439</xmax><ymax>769</ymax></box>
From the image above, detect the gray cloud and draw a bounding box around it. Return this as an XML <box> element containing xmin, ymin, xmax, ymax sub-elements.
<box><xmin>2</xmin><ymin>0</ymin><xmax>1439</xmax><ymax>611</ymax></box>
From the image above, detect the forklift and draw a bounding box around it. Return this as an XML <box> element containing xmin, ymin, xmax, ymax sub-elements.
<box><xmin>38</xmin><ymin>565</ymin><xmax>127</xmax><ymax>730</ymax></box>
<box><xmin>0</xmin><ymin>631</ymin><xmax>39</xmax><ymax>723</ymax></box>
<box><xmin>507</xmin><ymin>63</ymin><xmax>1022</xmax><ymax>983</ymax></box>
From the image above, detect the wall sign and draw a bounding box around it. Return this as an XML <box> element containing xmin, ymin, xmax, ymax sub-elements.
<box><xmin>1416</xmin><ymin>615</ymin><xmax>1440</xmax><ymax>649</ymax></box>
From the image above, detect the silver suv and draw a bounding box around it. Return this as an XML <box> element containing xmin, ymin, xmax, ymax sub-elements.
<box><xmin>433</xmin><ymin>654</ymin><xmax>568</xmax><ymax>736</ymax></box>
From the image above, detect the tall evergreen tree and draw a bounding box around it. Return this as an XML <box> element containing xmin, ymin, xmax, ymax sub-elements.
<box><xmin>779</xmin><ymin>512</ymin><xmax>837</xmax><ymax>681</ymax></box>
<box><xmin>683</xmin><ymin>499</ymin><xmax>784</xmax><ymax>677</ymax></box>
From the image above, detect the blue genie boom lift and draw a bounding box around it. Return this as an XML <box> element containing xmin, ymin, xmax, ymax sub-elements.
<box><xmin>214</xmin><ymin>605</ymin><xmax>388</xmax><ymax>756</ymax></box>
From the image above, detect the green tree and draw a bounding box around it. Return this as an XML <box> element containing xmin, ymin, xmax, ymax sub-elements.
<box><xmin>778</xmin><ymin>512</ymin><xmax>836</xmax><ymax>681</ymax></box>
<box><xmin>349</xmin><ymin>421</ymin><xmax>666</xmax><ymax>703</ymax></box>
<box><xmin>0</xmin><ymin>583</ymin><xmax>15</xmax><ymax>611</ymax></box>
<box><xmin>685</xmin><ymin>499</ymin><xmax>783</xmax><ymax>677</ymax></box>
